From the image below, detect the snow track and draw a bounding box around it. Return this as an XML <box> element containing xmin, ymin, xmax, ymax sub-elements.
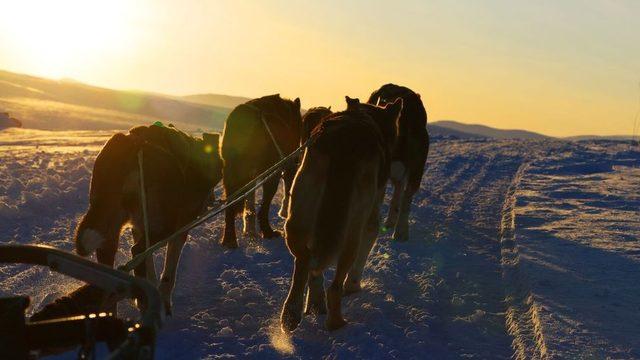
<box><xmin>514</xmin><ymin>141</ymin><xmax>640</xmax><ymax>359</ymax></box>
<box><xmin>413</xmin><ymin>140</ymin><xmax>529</xmax><ymax>359</ymax></box>
<box><xmin>2</xmin><ymin>129</ymin><xmax>639</xmax><ymax>359</ymax></box>
<box><xmin>499</xmin><ymin>161</ymin><xmax>548</xmax><ymax>359</ymax></box>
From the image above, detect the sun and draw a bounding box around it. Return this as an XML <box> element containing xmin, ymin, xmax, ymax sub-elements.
<box><xmin>0</xmin><ymin>0</ymin><xmax>134</xmax><ymax>77</ymax></box>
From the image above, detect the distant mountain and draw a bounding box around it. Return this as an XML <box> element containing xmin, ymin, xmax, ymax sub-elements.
<box><xmin>431</xmin><ymin>120</ymin><xmax>550</xmax><ymax>139</ymax></box>
<box><xmin>183</xmin><ymin>93</ymin><xmax>252</xmax><ymax>109</ymax></box>
<box><xmin>2</xmin><ymin>69</ymin><xmax>629</xmax><ymax>140</ymax></box>
<box><xmin>0</xmin><ymin>69</ymin><xmax>232</xmax><ymax>131</ymax></box>
<box><xmin>428</xmin><ymin>123</ymin><xmax>486</xmax><ymax>139</ymax></box>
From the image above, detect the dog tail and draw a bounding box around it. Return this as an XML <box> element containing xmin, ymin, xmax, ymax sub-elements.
<box><xmin>75</xmin><ymin>133</ymin><xmax>135</xmax><ymax>256</ymax></box>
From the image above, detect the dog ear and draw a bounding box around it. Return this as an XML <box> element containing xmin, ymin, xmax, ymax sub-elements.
<box><xmin>345</xmin><ymin>96</ymin><xmax>360</xmax><ymax>110</ymax></box>
<box><xmin>294</xmin><ymin>97</ymin><xmax>301</xmax><ymax>110</ymax></box>
<box><xmin>369</xmin><ymin>89</ymin><xmax>381</xmax><ymax>106</ymax></box>
<box><xmin>327</xmin><ymin>106</ymin><xmax>331</xmax><ymax>111</ymax></box>
<box><xmin>385</xmin><ymin>98</ymin><xmax>403</xmax><ymax>121</ymax></box>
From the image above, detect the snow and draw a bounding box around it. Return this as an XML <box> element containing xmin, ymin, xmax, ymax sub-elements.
<box><xmin>514</xmin><ymin>141</ymin><xmax>640</xmax><ymax>358</ymax></box>
<box><xmin>1</xmin><ymin>129</ymin><xmax>639</xmax><ymax>359</ymax></box>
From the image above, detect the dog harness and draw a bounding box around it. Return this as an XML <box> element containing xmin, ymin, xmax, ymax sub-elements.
<box><xmin>241</xmin><ymin>103</ymin><xmax>287</xmax><ymax>160</ymax></box>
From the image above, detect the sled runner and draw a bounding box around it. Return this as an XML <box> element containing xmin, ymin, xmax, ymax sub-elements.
<box><xmin>0</xmin><ymin>244</ymin><xmax>163</xmax><ymax>359</ymax></box>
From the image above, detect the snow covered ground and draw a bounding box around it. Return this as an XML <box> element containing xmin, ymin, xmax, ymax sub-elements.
<box><xmin>1</xmin><ymin>129</ymin><xmax>639</xmax><ymax>359</ymax></box>
<box><xmin>514</xmin><ymin>141</ymin><xmax>640</xmax><ymax>358</ymax></box>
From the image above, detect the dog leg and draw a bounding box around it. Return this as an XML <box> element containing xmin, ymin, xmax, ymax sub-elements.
<box><xmin>384</xmin><ymin>161</ymin><xmax>405</xmax><ymax>230</ymax></box>
<box><xmin>96</xmin><ymin>229</ymin><xmax>119</xmax><ymax>267</ymax></box>
<box><xmin>146</xmin><ymin>257</ymin><xmax>158</xmax><ymax>286</ymax></box>
<box><xmin>305</xmin><ymin>271</ymin><xmax>326</xmax><ymax>315</ymax></box>
<box><xmin>345</xmin><ymin>204</ymin><xmax>381</xmax><ymax>295</ymax></box>
<box><xmin>131</xmin><ymin>228</ymin><xmax>148</xmax><ymax>279</ymax></box>
<box><xmin>326</xmin><ymin>244</ymin><xmax>357</xmax><ymax>331</ymax></box>
<box><xmin>137</xmin><ymin>225</ymin><xmax>158</xmax><ymax>286</ymax></box>
<box><xmin>384</xmin><ymin>180</ymin><xmax>403</xmax><ymax>230</ymax></box>
<box><xmin>131</xmin><ymin>231</ymin><xmax>153</xmax><ymax>312</ymax></box>
<box><xmin>259</xmin><ymin>177</ymin><xmax>281</xmax><ymax>239</ymax></box>
<box><xmin>159</xmin><ymin>233</ymin><xmax>187</xmax><ymax>316</ymax></box>
<box><xmin>221</xmin><ymin>206</ymin><xmax>239</xmax><ymax>248</ymax></box>
<box><xmin>242</xmin><ymin>191</ymin><xmax>259</xmax><ymax>240</ymax></box>
<box><xmin>279</xmin><ymin>165</ymin><xmax>296</xmax><ymax>219</ymax></box>
<box><xmin>393</xmin><ymin>182</ymin><xmax>414</xmax><ymax>242</ymax></box>
<box><xmin>281</xmin><ymin>256</ymin><xmax>310</xmax><ymax>332</ymax></box>
<box><xmin>131</xmin><ymin>231</ymin><xmax>157</xmax><ymax>285</ymax></box>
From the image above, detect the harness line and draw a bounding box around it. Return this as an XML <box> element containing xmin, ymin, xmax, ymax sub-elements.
<box><xmin>118</xmin><ymin>134</ymin><xmax>315</xmax><ymax>273</ymax></box>
<box><xmin>136</xmin><ymin>149</ymin><xmax>158</xmax><ymax>285</ymax></box>
<box><xmin>242</xmin><ymin>103</ymin><xmax>286</xmax><ymax>160</ymax></box>
<box><xmin>260</xmin><ymin>113</ymin><xmax>284</xmax><ymax>159</ymax></box>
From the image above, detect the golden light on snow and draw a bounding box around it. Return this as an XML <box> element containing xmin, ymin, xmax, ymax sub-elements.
<box><xmin>268</xmin><ymin>320</ymin><xmax>295</xmax><ymax>355</ymax></box>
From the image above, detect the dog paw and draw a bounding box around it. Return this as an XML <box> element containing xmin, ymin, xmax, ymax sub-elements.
<box><xmin>281</xmin><ymin>305</ymin><xmax>302</xmax><ymax>332</ymax></box>
<box><xmin>220</xmin><ymin>238</ymin><xmax>239</xmax><ymax>249</ymax></box>
<box><xmin>325</xmin><ymin>316</ymin><xmax>347</xmax><ymax>331</ymax></box>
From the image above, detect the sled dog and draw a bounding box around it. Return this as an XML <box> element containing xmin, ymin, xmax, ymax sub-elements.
<box><xmin>281</xmin><ymin>97</ymin><xmax>402</xmax><ymax>331</ymax></box>
<box><xmin>75</xmin><ymin>124</ymin><xmax>222</xmax><ymax>314</ymax></box>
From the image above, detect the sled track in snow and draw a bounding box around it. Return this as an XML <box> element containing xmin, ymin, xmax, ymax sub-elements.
<box><xmin>499</xmin><ymin>161</ymin><xmax>548</xmax><ymax>359</ymax></box>
<box><xmin>409</xmin><ymin>139</ymin><xmax>541</xmax><ymax>359</ymax></box>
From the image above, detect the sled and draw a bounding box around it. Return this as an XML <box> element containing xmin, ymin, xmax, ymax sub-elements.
<box><xmin>0</xmin><ymin>244</ymin><xmax>163</xmax><ymax>359</ymax></box>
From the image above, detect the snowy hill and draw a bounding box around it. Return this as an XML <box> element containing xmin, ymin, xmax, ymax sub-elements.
<box><xmin>431</xmin><ymin>120</ymin><xmax>550</xmax><ymax>139</ymax></box>
<box><xmin>7</xmin><ymin>69</ymin><xmax>628</xmax><ymax>141</ymax></box>
<box><xmin>182</xmin><ymin>93</ymin><xmax>252</xmax><ymax>109</ymax></box>
<box><xmin>427</xmin><ymin>123</ymin><xmax>486</xmax><ymax>139</ymax></box>
<box><xmin>0</xmin><ymin>69</ymin><xmax>231</xmax><ymax>131</ymax></box>
<box><xmin>1</xmin><ymin>129</ymin><xmax>639</xmax><ymax>358</ymax></box>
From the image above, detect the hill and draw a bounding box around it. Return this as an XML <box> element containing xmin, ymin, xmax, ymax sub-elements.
<box><xmin>183</xmin><ymin>93</ymin><xmax>252</xmax><ymax>109</ymax></box>
<box><xmin>428</xmin><ymin>123</ymin><xmax>485</xmax><ymax>139</ymax></box>
<box><xmin>0</xmin><ymin>70</ymin><xmax>231</xmax><ymax>131</ymax></box>
<box><xmin>4</xmin><ymin>69</ymin><xmax>629</xmax><ymax>140</ymax></box>
<box><xmin>431</xmin><ymin>120</ymin><xmax>550</xmax><ymax>139</ymax></box>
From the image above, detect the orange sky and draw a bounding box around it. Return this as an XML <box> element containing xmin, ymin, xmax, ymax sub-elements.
<box><xmin>1</xmin><ymin>1</ymin><xmax>639</xmax><ymax>136</ymax></box>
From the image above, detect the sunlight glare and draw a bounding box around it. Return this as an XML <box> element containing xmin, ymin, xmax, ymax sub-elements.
<box><xmin>0</xmin><ymin>0</ymin><xmax>133</xmax><ymax>76</ymax></box>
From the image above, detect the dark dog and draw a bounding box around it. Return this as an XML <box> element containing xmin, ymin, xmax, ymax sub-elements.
<box><xmin>301</xmin><ymin>106</ymin><xmax>332</xmax><ymax>142</ymax></box>
<box><xmin>220</xmin><ymin>94</ymin><xmax>302</xmax><ymax>248</ymax></box>
<box><xmin>281</xmin><ymin>97</ymin><xmax>402</xmax><ymax>331</ymax></box>
<box><xmin>75</xmin><ymin>124</ymin><xmax>223</xmax><ymax>313</ymax></box>
<box><xmin>368</xmin><ymin>84</ymin><xmax>429</xmax><ymax>241</ymax></box>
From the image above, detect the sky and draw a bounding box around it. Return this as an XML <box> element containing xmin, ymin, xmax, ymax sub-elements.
<box><xmin>0</xmin><ymin>0</ymin><xmax>639</xmax><ymax>136</ymax></box>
